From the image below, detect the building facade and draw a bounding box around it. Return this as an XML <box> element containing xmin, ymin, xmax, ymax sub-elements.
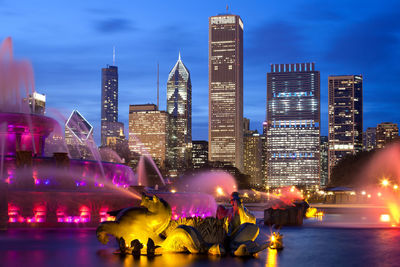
<box><xmin>266</xmin><ymin>63</ymin><xmax>320</xmax><ymax>187</ymax></box>
<box><xmin>376</xmin><ymin>122</ymin><xmax>399</xmax><ymax>149</ymax></box>
<box><xmin>208</xmin><ymin>14</ymin><xmax>244</xmax><ymax>171</ymax></box>
<box><xmin>101</xmin><ymin>65</ymin><xmax>119</xmax><ymax>146</ymax></box>
<box><xmin>192</xmin><ymin>141</ymin><xmax>208</xmax><ymax>169</ymax></box>
<box><xmin>244</xmin><ymin>130</ymin><xmax>263</xmax><ymax>187</ymax></box>
<box><xmin>26</xmin><ymin>92</ymin><xmax>46</xmax><ymax>115</ymax></box>
<box><xmin>65</xmin><ymin>110</ymin><xmax>94</xmax><ymax>160</ymax></box>
<box><xmin>363</xmin><ymin>127</ymin><xmax>376</xmax><ymax>151</ymax></box>
<box><xmin>128</xmin><ymin>104</ymin><xmax>169</xmax><ymax>169</ymax></box>
<box><xmin>328</xmin><ymin>75</ymin><xmax>363</xmax><ymax>180</ymax></box>
<box><xmin>320</xmin><ymin>136</ymin><xmax>329</xmax><ymax>187</ymax></box>
<box><xmin>166</xmin><ymin>53</ymin><xmax>192</xmax><ymax>175</ymax></box>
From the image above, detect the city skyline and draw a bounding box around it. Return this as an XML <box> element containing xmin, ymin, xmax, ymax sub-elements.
<box><xmin>1</xmin><ymin>1</ymin><xmax>400</xmax><ymax>144</ymax></box>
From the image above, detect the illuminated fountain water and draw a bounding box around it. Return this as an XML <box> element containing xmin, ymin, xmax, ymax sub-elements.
<box><xmin>0</xmin><ymin>37</ymin><xmax>140</xmax><ymax>228</ymax></box>
<box><xmin>357</xmin><ymin>142</ymin><xmax>400</xmax><ymax>226</ymax></box>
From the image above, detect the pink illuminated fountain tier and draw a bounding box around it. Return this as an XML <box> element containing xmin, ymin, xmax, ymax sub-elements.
<box><xmin>0</xmin><ymin>37</ymin><xmax>139</xmax><ymax>229</ymax></box>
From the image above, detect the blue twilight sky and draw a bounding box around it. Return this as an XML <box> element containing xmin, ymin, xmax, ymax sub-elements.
<box><xmin>1</xmin><ymin>0</ymin><xmax>400</xmax><ymax>143</ymax></box>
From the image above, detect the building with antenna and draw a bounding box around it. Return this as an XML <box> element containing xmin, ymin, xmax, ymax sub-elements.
<box><xmin>166</xmin><ymin>53</ymin><xmax>192</xmax><ymax>176</ymax></box>
<box><xmin>101</xmin><ymin>47</ymin><xmax>120</xmax><ymax>147</ymax></box>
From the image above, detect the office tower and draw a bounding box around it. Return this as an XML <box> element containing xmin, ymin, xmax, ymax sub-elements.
<box><xmin>262</xmin><ymin>122</ymin><xmax>268</xmax><ymax>186</ymax></box>
<box><xmin>192</xmin><ymin>141</ymin><xmax>208</xmax><ymax>169</ymax></box>
<box><xmin>328</xmin><ymin>75</ymin><xmax>362</xmax><ymax>179</ymax></box>
<box><xmin>243</xmin><ymin>118</ymin><xmax>250</xmax><ymax>135</ymax></box>
<box><xmin>128</xmin><ymin>104</ymin><xmax>169</xmax><ymax>169</ymax></box>
<box><xmin>65</xmin><ymin>110</ymin><xmax>94</xmax><ymax>160</ymax></box>
<box><xmin>244</xmin><ymin>129</ymin><xmax>263</xmax><ymax>187</ymax></box>
<box><xmin>376</xmin><ymin>122</ymin><xmax>399</xmax><ymax>149</ymax></box>
<box><xmin>266</xmin><ymin>63</ymin><xmax>320</xmax><ymax>187</ymax></box>
<box><xmin>363</xmin><ymin>127</ymin><xmax>376</xmax><ymax>151</ymax></box>
<box><xmin>25</xmin><ymin>91</ymin><xmax>46</xmax><ymax>115</ymax></box>
<box><xmin>166</xmin><ymin>53</ymin><xmax>192</xmax><ymax>175</ymax></box>
<box><xmin>209</xmin><ymin>14</ymin><xmax>244</xmax><ymax>171</ymax></box>
<box><xmin>320</xmin><ymin>136</ymin><xmax>329</xmax><ymax>187</ymax></box>
<box><xmin>101</xmin><ymin>65</ymin><xmax>118</xmax><ymax>146</ymax></box>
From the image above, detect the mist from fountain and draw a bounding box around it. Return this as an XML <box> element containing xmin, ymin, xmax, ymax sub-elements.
<box><xmin>130</xmin><ymin>134</ymin><xmax>165</xmax><ymax>187</ymax></box>
<box><xmin>0</xmin><ymin>37</ymin><xmax>140</xmax><ymax>201</ymax></box>
<box><xmin>357</xmin><ymin>143</ymin><xmax>400</xmax><ymax>226</ymax></box>
<box><xmin>174</xmin><ymin>170</ymin><xmax>237</xmax><ymax>197</ymax></box>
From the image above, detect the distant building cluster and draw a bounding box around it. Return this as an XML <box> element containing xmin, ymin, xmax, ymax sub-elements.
<box><xmin>55</xmin><ymin>12</ymin><xmax>399</xmax><ymax>189</ymax></box>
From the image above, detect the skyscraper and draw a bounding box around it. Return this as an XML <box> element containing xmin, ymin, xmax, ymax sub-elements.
<box><xmin>101</xmin><ymin>65</ymin><xmax>118</xmax><ymax>146</ymax></box>
<box><xmin>209</xmin><ymin>14</ymin><xmax>244</xmax><ymax>171</ymax></box>
<box><xmin>166</xmin><ymin>53</ymin><xmax>192</xmax><ymax>175</ymax></box>
<box><xmin>128</xmin><ymin>104</ymin><xmax>169</xmax><ymax>169</ymax></box>
<box><xmin>192</xmin><ymin>141</ymin><xmax>208</xmax><ymax>169</ymax></box>
<box><xmin>320</xmin><ymin>136</ymin><xmax>329</xmax><ymax>187</ymax></box>
<box><xmin>244</xmin><ymin>130</ymin><xmax>263</xmax><ymax>187</ymax></box>
<box><xmin>65</xmin><ymin>110</ymin><xmax>94</xmax><ymax>160</ymax></box>
<box><xmin>376</xmin><ymin>122</ymin><xmax>399</xmax><ymax>149</ymax></box>
<box><xmin>266</xmin><ymin>63</ymin><xmax>320</xmax><ymax>187</ymax></box>
<box><xmin>328</xmin><ymin>75</ymin><xmax>363</xmax><ymax>180</ymax></box>
<box><xmin>363</xmin><ymin>127</ymin><xmax>376</xmax><ymax>151</ymax></box>
<box><xmin>25</xmin><ymin>91</ymin><xmax>46</xmax><ymax>115</ymax></box>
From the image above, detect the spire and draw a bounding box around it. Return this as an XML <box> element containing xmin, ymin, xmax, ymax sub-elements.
<box><xmin>178</xmin><ymin>51</ymin><xmax>181</xmax><ymax>61</ymax></box>
<box><xmin>112</xmin><ymin>46</ymin><xmax>116</xmax><ymax>66</ymax></box>
<box><xmin>157</xmin><ymin>62</ymin><xmax>159</xmax><ymax>110</ymax></box>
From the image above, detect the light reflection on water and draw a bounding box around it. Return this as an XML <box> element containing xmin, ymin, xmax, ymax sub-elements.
<box><xmin>2</xmin><ymin>211</ymin><xmax>400</xmax><ymax>267</ymax></box>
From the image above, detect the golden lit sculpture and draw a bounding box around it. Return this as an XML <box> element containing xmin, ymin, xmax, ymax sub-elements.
<box><xmin>96</xmin><ymin>192</ymin><xmax>268</xmax><ymax>257</ymax></box>
<box><xmin>96</xmin><ymin>193</ymin><xmax>172</xmax><ymax>247</ymax></box>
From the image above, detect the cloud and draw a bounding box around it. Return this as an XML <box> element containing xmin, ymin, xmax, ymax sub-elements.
<box><xmin>94</xmin><ymin>18</ymin><xmax>134</xmax><ymax>33</ymax></box>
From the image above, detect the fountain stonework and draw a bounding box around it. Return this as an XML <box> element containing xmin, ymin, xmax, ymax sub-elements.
<box><xmin>0</xmin><ymin>37</ymin><xmax>139</xmax><ymax>228</ymax></box>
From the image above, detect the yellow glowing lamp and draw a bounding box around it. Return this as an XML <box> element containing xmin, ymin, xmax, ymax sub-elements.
<box><xmin>216</xmin><ymin>187</ymin><xmax>224</xmax><ymax>196</ymax></box>
<box><xmin>394</xmin><ymin>185</ymin><xmax>398</xmax><ymax>190</ymax></box>
<box><xmin>305</xmin><ymin>207</ymin><xmax>317</xmax><ymax>218</ymax></box>
<box><xmin>380</xmin><ymin>214</ymin><xmax>390</xmax><ymax>222</ymax></box>
<box><xmin>381</xmin><ymin>179</ymin><xmax>389</xmax><ymax>187</ymax></box>
<box><xmin>269</xmin><ymin>232</ymin><xmax>283</xmax><ymax>250</ymax></box>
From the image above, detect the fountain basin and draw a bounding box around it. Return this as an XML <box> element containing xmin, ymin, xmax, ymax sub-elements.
<box><xmin>0</xmin><ymin>112</ymin><xmax>57</xmax><ymax>156</ymax></box>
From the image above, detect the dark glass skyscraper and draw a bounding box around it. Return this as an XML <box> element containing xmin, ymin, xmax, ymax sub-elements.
<box><xmin>209</xmin><ymin>14</ymin><xmax>244</xmax><ymax>171</ymax></box>
<box><xmin>328</xmin><ymin>75</ymin><xmax>362</xmax><ymax>180</ymax></box>
<box><xmin>363</xmin><ymin>127</ymin><xmax>376</xmax><ymax>151</ymax></box>
<box><xmin>101</xmin><ymin>65</ymin><xmax>118</xmax><ymax>146</ymax></box>
<box><xmin>266</xmin><ymin>63</ymin><xmax>320</xmax><ymax>187</ymax></box>
<box><xmin>320</xmin><ymin>136</ymin><xmax>329</xmax><ymax>187</ymax></box>
<box><xmin>192</xmin><ymin>141</ymin><xmax>208</xmax><ymax>169</ymax></box>
<box><xmin>166</xmin><ymin>53</ymin><xmax>192</xmax><ymax>175</ymax></box>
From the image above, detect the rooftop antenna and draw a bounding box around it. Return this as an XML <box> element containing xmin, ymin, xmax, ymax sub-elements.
<box><xmin>226</xmin><ymin>5</ymin><xmax>229</xmax><ymax>12</ymax></box>
<box><xmin>112</xmin><ymin>46</ymin><xmax>116</xmax><ymax>66</ymax></box>
<box><xmin>157</xmin><ymin>62</ymin><xmax>159</xmax><ymax>110</ymax></box>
